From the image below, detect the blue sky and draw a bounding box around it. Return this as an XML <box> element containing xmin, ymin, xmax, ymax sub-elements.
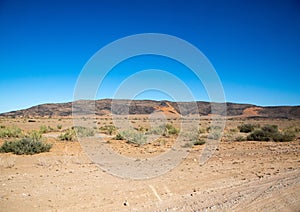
<box><xmin>0</xmin><ymin>0</ymin><xmax>300</xmax><ymax>113</ymax></box>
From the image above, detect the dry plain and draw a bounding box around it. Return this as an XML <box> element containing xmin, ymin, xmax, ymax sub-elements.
<box><xmin>0</xmin><ymin>115</ymin><xmax>299</xmax><ymax>211</ymax></box>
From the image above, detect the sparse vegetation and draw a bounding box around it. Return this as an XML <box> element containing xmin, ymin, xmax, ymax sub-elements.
<box><xmin>230</xmin><ymin>128</ymin><xmax>238</xmax><ymax>133</ymax></box>
<box><xmin>135</xmin><ymin>126</ymin><xmax>148</xmax><ymax>132</ymax></box>
<box><xmin>262</xmin><ymin>125</ymin><xmax>278</xmax><ymax>134</ymax></box>
<box><xmin>164</xmin><ymin>123</ymin><xmax>179</xmax><ymax>136</ymax></box>
<box><xmin>238</xmin><ymin>123</ymin><xmax>255</xmax><ymax>133</ymax></box>
<box><xmin>39</xmin><ymin>125</ymin><xmax>54</xmax><ymax>134</ymax></box>
<box><xmin>147</xmin><ymin>125</ymin><xmax>165</xmax><ymax>135</ymax></box>
<box><xmin>39</xmin><ymin>125</ymin><xmax>48</xmax><ymax>133</ymax></box>
<box><xmin>0</xmin><ymin>126</ymin><xmax>23</xmax><ymax>138</ymax></box>
<box><xmin>57</xmin><ymin>124</ymin><xmax>62</xmax><ymax>130</ymax></box>
<box><xmin>247</xmin><ymin>130</ymin><xmax>272</xmax><ymax>141</ymax></box>
<box><xmin>206</xmin><ymin>125</ymin><xmax>222</xmax><ymax>133</ymax></box>
<box><xmin>27</xmin><ymin>130</ymin><xmax>43</xmax><ymax>141</ymax></box>
<box><xmin>272</xmin><ymin>131</ymin><xmax>296</xmax><ymax>142</ymax></box>
<box><xmin>284</xmin><ymin>126</ymin><xmax>300</xmax><ymax>134</ymax></box>
<box><xmin>208</xmin><ymin>131</ymin><xmax>222</xmax><ymax>140</ymax></box>
<box><xmin>73</xmin><ymin>126</ymin><xmax>95</xmax><ymax>137</ymax></box>
<box><xmin>115</xmin><ymin>130</ymin><xmax>147</xmax><ymax>146</ymax></box>
<box><xmin>182</xmin><ymin>130</ymin><xmax>206</xmax><ymax>147</ymax></box>
<box><xmin>199</xmin><ymin>127</ymin><xmax>206</xmax><ymax>134</ymax></box>
<box><xmin>147</xmin><ymin>123</ymin><xmax>179</xmax><ymax>137</ymax></box>
<box><xmin>58</xmin><ymin>129</ymin><xmax>75</xmax><ymax>141</ymax></box>
<box><xmin>235</xmin><ymin>135</ymin><xmax>246</xmax><ymax>142</ymax></box>
<box><xmin>99</xmin><ymin>125</ymin><xmax>117</xmax><ymax>135</ymax></box>
<box><xmin>193</xmin><ymin>139</ymin><xmax>206</xmax><ymax>145</ymax></box>
<box><xmin>0</xmin><ymin>137</ymin><xmax>52</xmax><ymax>155</ymax></box>
<box><xmin>247</xmin><ymin>124</ymin><xmax>295</xmax><ymax>142</ymax></box>
<box><xmin>206</xmin><ymin>125</ymin><xmax>223</xmax><ymax>140</ymax></box>
<box><xmin>58</xmin><ymin>126</ymin><xmax>95</xmax><ymax>141</ymax></box>
<box><xmin>115</xmin><ymin>133</ymin><xmax>124</xmax><ymax>140</ymax></box>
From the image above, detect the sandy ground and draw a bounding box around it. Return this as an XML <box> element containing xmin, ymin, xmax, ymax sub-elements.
<box><xmin>0</xmin><ymin>117</ymin><xmax>300</xmax><ymax>211</ymax></box>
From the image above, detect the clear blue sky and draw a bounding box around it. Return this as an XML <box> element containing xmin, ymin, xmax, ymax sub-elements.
<box><xmin>0</xmin><ymin>0</ymin><xmax>300</xmax><ymax>113</ymax></box>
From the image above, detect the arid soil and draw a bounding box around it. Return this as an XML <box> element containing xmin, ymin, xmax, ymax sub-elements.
<box><xmin>0</xmin><ymin>116</ymin><xmax>299</xmax><ymax>211</ymax></box>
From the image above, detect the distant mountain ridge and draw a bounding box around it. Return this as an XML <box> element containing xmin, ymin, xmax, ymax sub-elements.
<box><xmin>1</xmin><ymin>99</ymin><xmax>300</xmax><ymax>119</ymax></box>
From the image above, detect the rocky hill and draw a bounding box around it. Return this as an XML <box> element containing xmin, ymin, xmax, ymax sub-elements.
<box><xmin>1</xmin><ymin>99</ymin><xmax>300</xmax><ymax>119</ymax></box>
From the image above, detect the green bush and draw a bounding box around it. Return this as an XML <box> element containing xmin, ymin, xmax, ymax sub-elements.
<box><xmin>199</xmin><ymin>128</ymin><xmax>206</xmax><ymax>134</ymax></box>
<box><xmin>0</xmin><ymin>138</ymin><xmax>52</xmax><ymax>155</ymax></box>
<box><xmin>58</xmin><ymin>129</ymin><xmax>76</xmax><ymax>141</ymax></box>
<box><xmin>206</xmin><ymin>125</ymin><xmax>223</xmax><ymax>140</ymax></box>
<box><xmin>129</xmin><ymin>133</ymin><xmax>146</xmax><ymax>146</ymax></box>
<box><xmin>261</xmin><ymin>125</ymin><xmax>278</xmax><ymax>134</ymax></box>
<box><xmin>73</xmin><ymin>126</ymin><xmax>95</xmax><ymax>137</ymax></box>
<box><xmin>117</xmin><ymin>130</ymin><xmax>147</xmax><ymax>146</ymax></box>
<box><xmin>57</xmin><ymin>124</ymin><xmax>62</xmax><ymax>130</ymax></box>
<box><xmin>115</xmin><ymin>133</ymin><xmax>125</xmax><ymax>140</ymax></box>
<box><xmin>99</xmin><ymin>125</ymin><xmax>117</xmax><ymax>135</ymax></box>
<box><xmin>147</xmin><ymin>124</ymin><xmax>179</xmax><ymax>137</ymax></box>
<box><xmin>147</xmin><ymin>125</ymin><xmax>165</xmax><ymax>135</ymax></box>
<box><xmin>284</xmin><ymin>126</ymin><xmax>300</xmax><ymax>134</ymax></box>
<box><xmin>273</xmin><ymin>132</ymin><xmax>296</xmax><ymax>142</ymax></box>
<box><xmin>235</xmin><ymin>135</ymin><xmax>246</xmax><ymax>142</ymax></box>
<box><xmin>27</xmin><ymin>130</ymin><xmax>42</xmax><ymax>141</ymax></box>
<box><xmin>0</xmin><ymin>126</ymin><xmax>23</xmax><ymax>138</ymax></box>
<box><xmin>193</xmin><ymin>139</ymin><xmax>206</xmax><ymax>145</ymax></box>
<box><xmin>135</xmin><ymin>126</ymin><xmax>148</xmax><ymax>132</ymax></box>
<box><xmin>39</xmin><ymin>125</ymin><xmax>49</xmax><ymax>134</ymax></box>
<box><xmin>247</xmin><ymin>130</ymin><xmax>271</xmax><ymax>141</ymax></box>
<box><xmin>164</xmin><ymin>123</ymin><xmax>179</xmax><ymax>136</ymax></box>
<box><xmin>206</xmin><ymin>125</ymin><xmax>222</xmax><ymax>133</ymax></box>
<box><xmin>39</xmin><ymin>125</ymin><xmax>54</xmax><ymax>134</ymax></box>
<box><xmin>230</xmin><ymin>128</ymin><xmax>238</xmax><ymax>133</ymax></box>
<box><xmin>238</xmin><ymin>124</ymin><xmax>255</xmax><ymax>133</ymax></box>
<box><xmin>208</xmin><ymin>131</ymin><xmax>222</xmax><ymax>140</ymax></box>
<box><xmin>247</xmin><ymin>124</ymin><xmax>295</xmax><ymax>142</ymax></box>
<box><xmin>58</xmin><ymin>126</ymin><xmax>95</xmax><ymax>141</ymax></box>
<box><xmin>183</xmin><ymin>131</ymin><xmax>206</xmax><ymax>146</ymax></box>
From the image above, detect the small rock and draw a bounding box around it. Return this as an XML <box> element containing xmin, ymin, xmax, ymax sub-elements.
<box><xmin>123</xmin><ymin>200</ymin><xmax>129</xmax><ymax>206</ymax></box>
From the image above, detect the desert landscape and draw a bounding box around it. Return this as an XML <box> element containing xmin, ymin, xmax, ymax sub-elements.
<box><xmin>1</xmin><ymin>0</ymin><xmax>300</xmax><ymax>211</ymax></box>
<box><xmin>0</xmin><ymin>100</ymin><xmax>299</xmax><ymax>211</ymax></box>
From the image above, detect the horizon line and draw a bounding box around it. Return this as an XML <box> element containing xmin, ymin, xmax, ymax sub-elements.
<box><xmin>1</xmin><ymin>98</ymin><xmax>299</xmax><ymax>114</ymax></box>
